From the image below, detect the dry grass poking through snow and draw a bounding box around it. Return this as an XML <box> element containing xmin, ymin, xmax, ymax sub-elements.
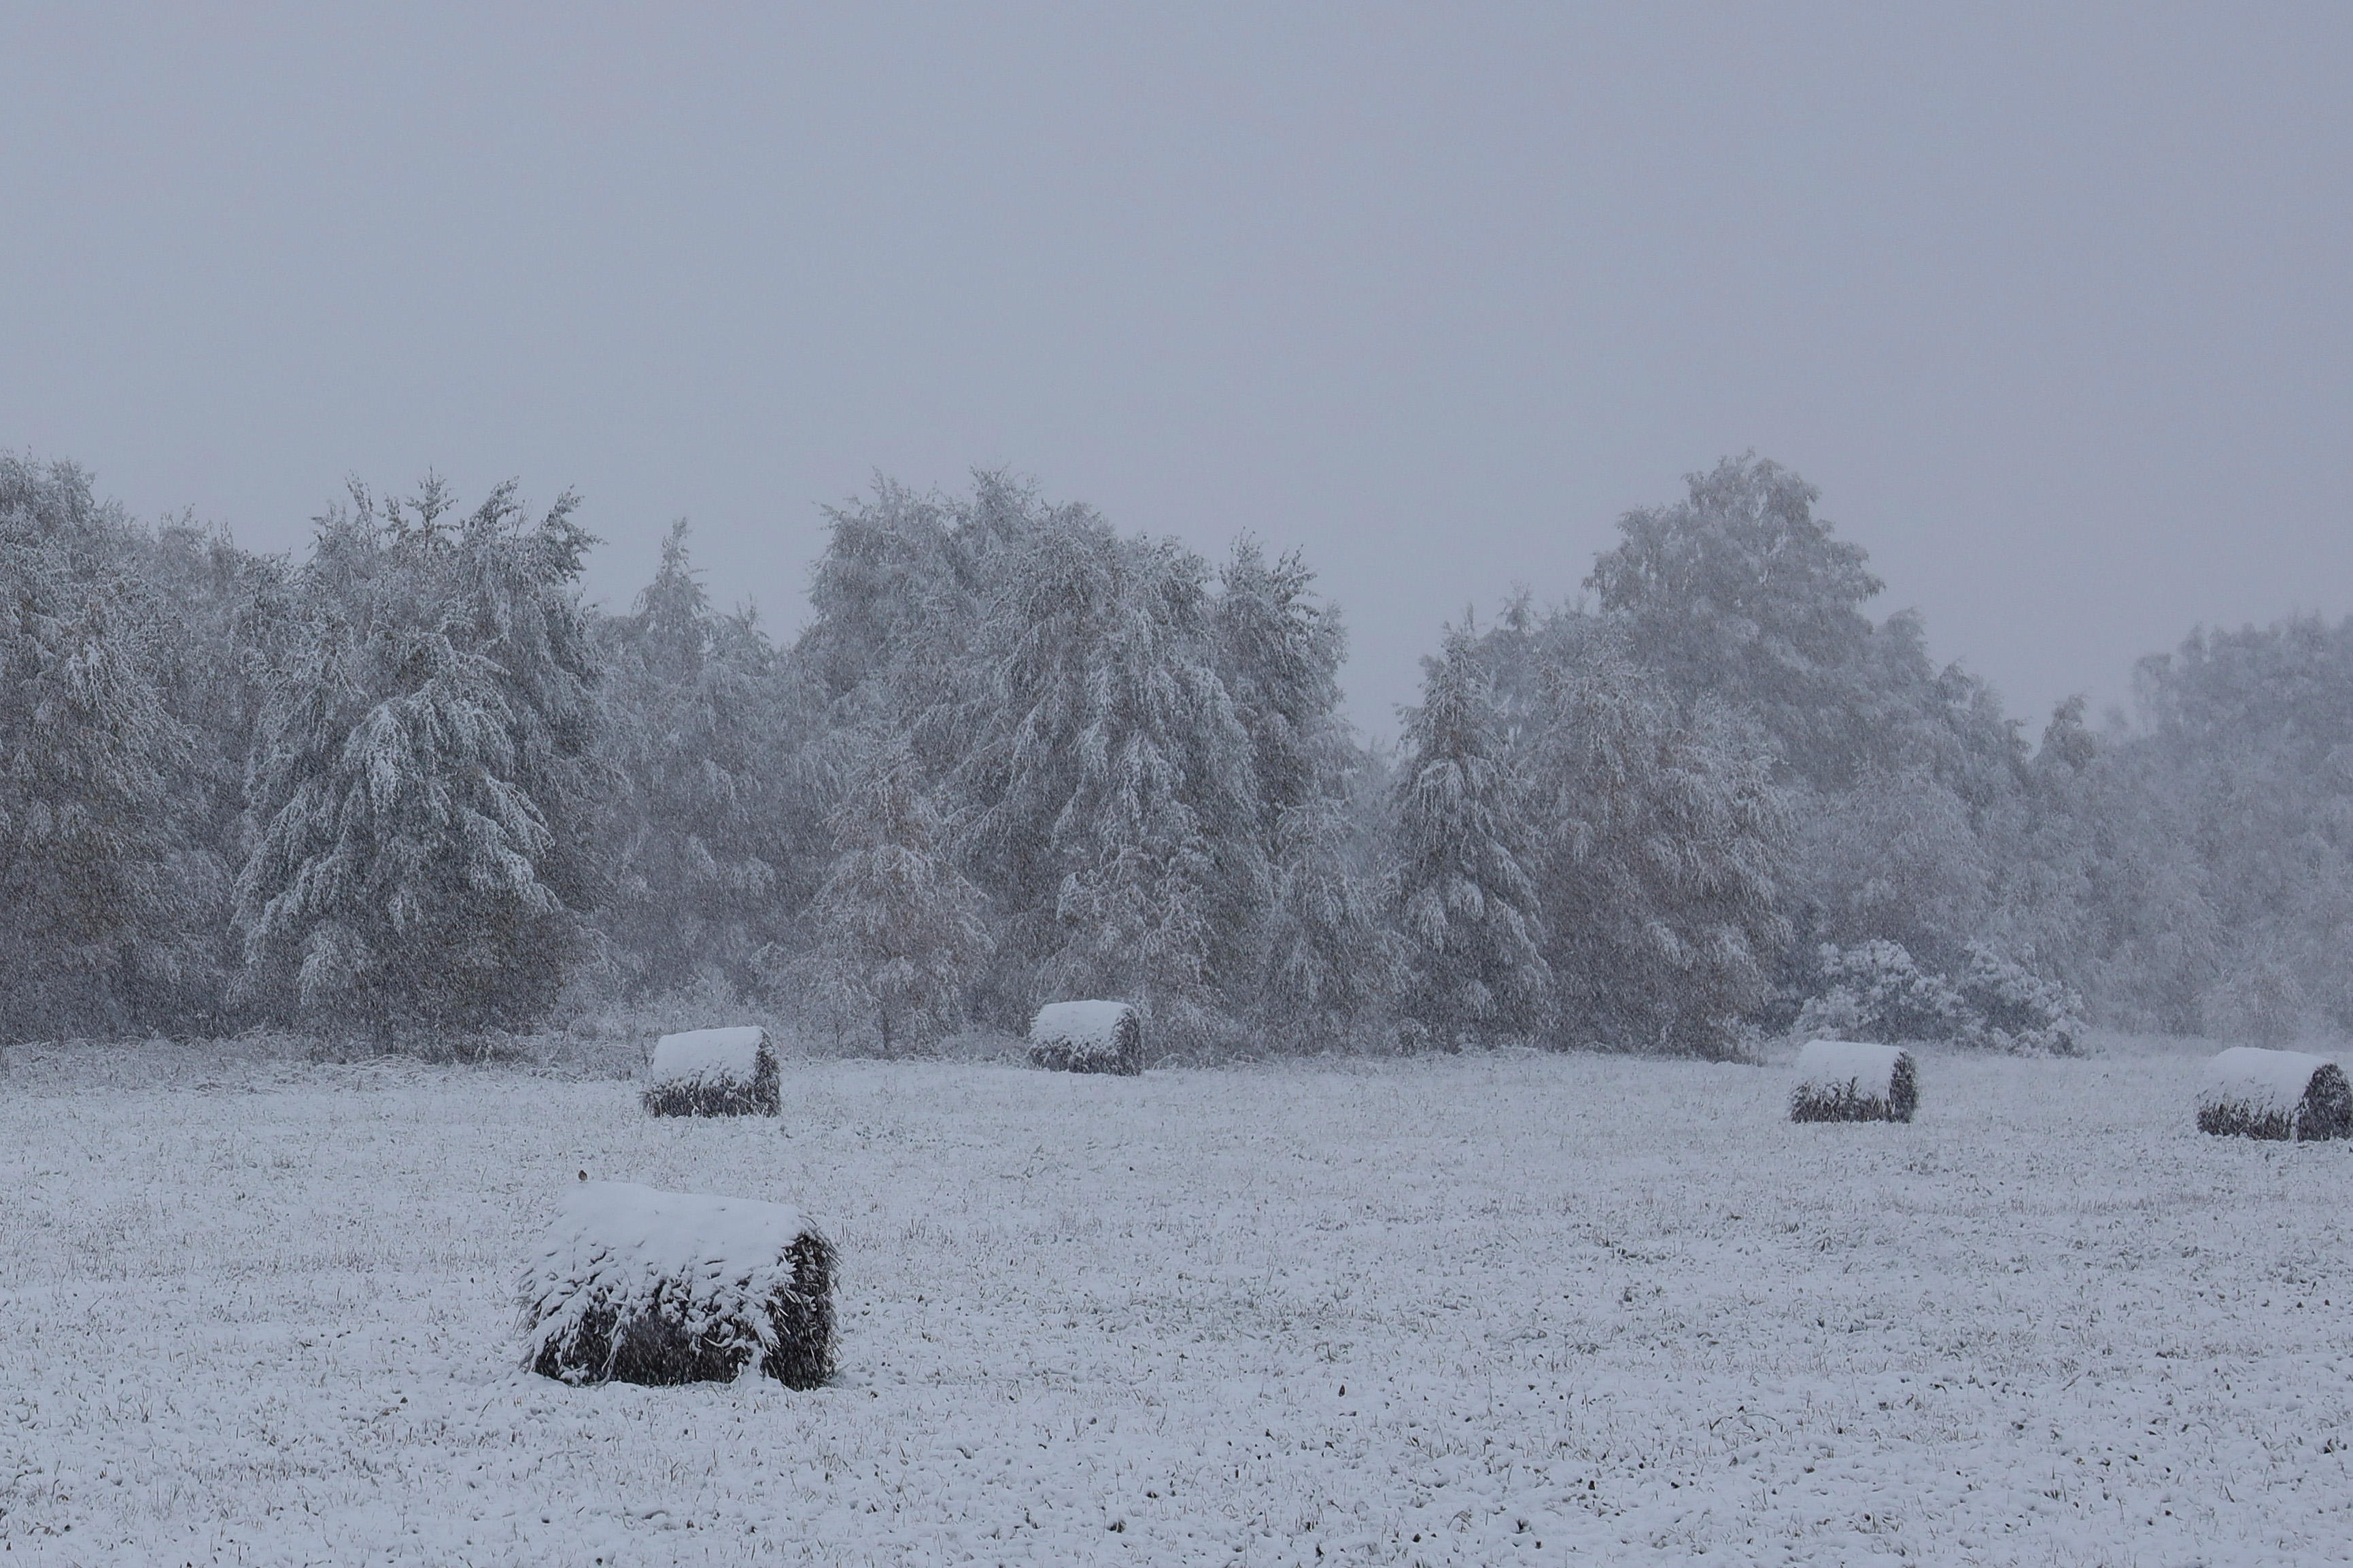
<box><xmin>3</xmin><ymin>1036</ymin><xmax>2352</xmax><ymax>1565</ymax></box>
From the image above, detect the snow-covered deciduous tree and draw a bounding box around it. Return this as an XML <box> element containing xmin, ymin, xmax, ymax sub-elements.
<box><xmin>1393</xmin><ymin>626</ymin><xmax>1547</xmax><ymax>1046</ymax></box>
<box><xmin>235</xmin><ymin>477</ymin><xmax>605</xmax><ymax>1042</ymax></box>
<box><xmin>805</xmin><ymin>738</ymin><xmax>991</xmax><ymax>1054</ymax></box>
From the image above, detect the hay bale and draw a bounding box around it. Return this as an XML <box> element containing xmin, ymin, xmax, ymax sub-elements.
<box><xmin>520</xmin><ymin>1181</ymin><xmax>836</xmax><ymax>1389</ymax></box>
<box><xmin>2196</xmin><ymin>1046</ymin><xmax>2353</xmax><ymax>1141</ymax></box>
<box><xmin>642</xmin><ymin>1026</ymin><xmax>779</xmax><ymax>1116</ymax></box>
<box><xmin>1028</xmin><ymin>1000</ymin><xmax>1142</xmax><ymax>1075</ymax></box>
<box><xmin>1789</xmin><ymin>1038</ymin><xmax>1919</xmax><ymax>1123</ymax></box>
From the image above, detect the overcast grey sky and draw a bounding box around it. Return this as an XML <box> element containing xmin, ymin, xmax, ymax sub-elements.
<box><xmin>3</xmin><ymin>4</ymin><xmax>2346</xmax><ymax>735</ymax></box>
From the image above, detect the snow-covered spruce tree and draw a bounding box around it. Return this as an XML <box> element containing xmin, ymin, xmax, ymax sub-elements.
<box><xmin>592</xmin><ymin>521</ymin><xmax>808</xmax><ymax>1000</ymax></box>
<box><xmin>806</xmin><ymin>737</ymin><xmax>991</xmax><ymax>1054</ymax></box>
<box><xmin>1515</xmin><ymin>617</ymin><xmax>1791</xmax><ymax>1058</ymax></box>
<box><xmin>0</xmin><ymin>461</ymin><xmax>184</xmax><ymax>1039</ymax></box>
<box><xmin>1393</xmin><ymin>626</ymin><xmax>1547</xmax><ymax>1047</ymax></box>
<box><xmin>951</xmin><ymin>502</ymin><xmax>1261</xmax><ymax>1044</ymax></box>
<box><xmin>235</xmin><ymin>478</ymin><xmax>604</xmax><ymax>1044</ymax></box>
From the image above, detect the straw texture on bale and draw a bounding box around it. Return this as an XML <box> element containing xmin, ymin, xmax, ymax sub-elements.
<box><xmin>521</xmin><ymin>1181</ymin><xmax>835</xmax><ymax>1389</ymax></box>
<box><xmin>1028</xmin><ymin>1000</ymin><xmax>1142</xmax><ymax>1076</ymax></box>
<box><xmin>2196</xmin><ymin>1047</ymin><xmax>2353</xmax><ymax>1142</ymax></box>
<box><xmin>1789</xmin><ymin>1038</ymin><xmax>1919</xmax><ymax>1123</ymax></box>
<box><xmin>641</xmin><ymin>1026</ymin><xmax>780</xmax><ymax>1117</ymax></box>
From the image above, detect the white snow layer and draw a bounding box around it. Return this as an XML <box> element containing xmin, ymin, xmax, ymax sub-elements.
<box><xmin>1029</xmin><ymin>999</ymin><xmax>1133</xmax><ymax>1048</ymax></box>
<box><xmin>2198</xmin><ymin>1044</ymin><xmax>2332</xmax><ymax>1114</ymax></box>
<box><xmin>520</xmin><ymin>1181</ymin><xmax>810</xmax><ymax>1367</ymax></box>
<box><xmin>1794</xmin><ymin>1036</ymin><xmax>1908</xmax><ymax>1096</ymax></box>
<box><xmin>10</xmin><ymin>1036</ymin><xmax>2353</xmax><ymax>1564</ymax></box>
<box><xmin>647</xmin><ymin>1025</ymin><xmax>767</xmax><ymax>1087</ymax></box>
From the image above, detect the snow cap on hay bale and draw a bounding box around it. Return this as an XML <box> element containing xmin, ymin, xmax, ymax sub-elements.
<box><xmin>642</xmin><ymin>1026</ymin><xmax>779</xmax><ymax>1116</ymax></box>
<box><xmin>521</xmin><ymin>1181</ymin><xmax>835</xmax><ymax>1389</ymax></box>
<box><xmin>1790</xmin><ymin>1039</ymin><xmax>1919</xmax><ymax>1123</ymax></box>
<box><xmin>2196</xmin><ymin>1047</ymin><xmax>2353</xmax><ymax>1141</ymax></box>
<box><xmin>1028</xmin><ymin>1000</ymin><xmax>1143</xmax><ymax>1075</ymax></box>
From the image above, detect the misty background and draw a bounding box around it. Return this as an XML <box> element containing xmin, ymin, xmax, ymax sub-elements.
<box><xmin>5</xmin><ymin>4</ymin><xmax>2348</xmax><ymax>736</ymax></box>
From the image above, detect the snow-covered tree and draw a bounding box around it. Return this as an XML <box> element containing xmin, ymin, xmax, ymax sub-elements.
<box><xmin>0</xmin><ymin>457</ymin><xmax>293</xmax><ymax>1039</ymax></box>
<box><xmin>805</xmin><ymin>738</ymin><xmax>991</xmax><ymax>1054</ymax></box>
<box><xmin>594</xmin><ymin>521</ymin><xmax>809</xmax><ymax>999</ymax></box>
<box><xmin>1393</xmin><ymin>626</ymin><xmax>1548</xmax><ymax>1045</ymax></box>
<box><xmin>1588</xmin><ymin>454</ymin><xmax>1887</xmax><ymax>788</ymax></box>
<box><xmin>0</xmin><ymin>461</ymin><xmax>184</xmax><ymax>1038</ymax></box>
<box><xmin>953</xmin><ymin>506</ymin><xmax>1261</xmax><ymax>1041</ymax></box>
<box><xmin>1516</xmin><ymin>619</ymin><xmax>1790</xmax><ymax>1057</ymax></box>
<box><xmin>235</xmin><ymin>477</ymin><xmax>604</xmax><ymax>1042</ymax></box>
<box><xmin>1252</xmin><ymin>791</ymin><xmax>1406</xmax><ymax>1049</ymax></box>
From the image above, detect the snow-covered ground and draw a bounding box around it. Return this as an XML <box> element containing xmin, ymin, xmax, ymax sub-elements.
<box><xmin>4</xmin><ymin>1036</ymin><xmax>2351</xmax><ymax>1566</ymax></box>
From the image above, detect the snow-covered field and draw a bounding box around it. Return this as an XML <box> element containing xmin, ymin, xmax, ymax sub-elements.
<box><xmin>4</xmin><ymin>1036</ymin><xmax>2352</xmax><ymax>1566</ymax></box>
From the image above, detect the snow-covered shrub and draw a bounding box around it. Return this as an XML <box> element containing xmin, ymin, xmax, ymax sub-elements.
<box><xmin>642</xmin><ymin>1026</ymin><xmax>779</xmax><ymax>1116</ymax></box>
<box><xmin>1951</xmin><ymin>943</ymin><xmax>2086</xmax><ymax>1056</ymax></box>
<box><xmin>1792</xmin><ymin>941</ymin><xmax>1960</xmax><ymax>1044</ymax></box>
<box><xmin>1789</xmin><ymin>1038</ymin><xmax>1919</xmax><ymax>1123</ymax></box>
<box><xmin>1794</xmin><ymin>939</ymin><xmax>2085</xmax><ymax>1056</ymax></box>
<box><xmin>2195</xmin><ymin>1047</ymin><xmax>2353</xmax><ymax>1142</ymax></box>
<box><xmin>521</xmin><ymin>1181</ymin><xmax>835</xmax><ymax>1388</ymax></box>
<box><xmin>1028</xmin><ymin>1000</ymin><xmax>1142</xmax><ymax>1075</ymax></box>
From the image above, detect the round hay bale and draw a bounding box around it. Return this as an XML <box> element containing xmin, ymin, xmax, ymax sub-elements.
<box><xmin>2196</xmin><ymin>1047</ymin><xmax>2353</xmax><ymax>1141</ymax></box>
<box><xmin>641</xmin><ymin>1026</ymin><xmax>780</xmax><ymax>1117</ymax></box>
<box><xmin>1789</xmin><ymin>1038</ymin><xmax>1919</xmax><ymax>1123</ymax></box>
<box><xmin>521</xmin><ymin>1181</ymin><xmax>836</xmax><ymax>1389</ymax></box>
<box><xmin>1027</xmin><ymin>1000</ymin><xmax>1142</xmax><ymax>1075</ymax></box>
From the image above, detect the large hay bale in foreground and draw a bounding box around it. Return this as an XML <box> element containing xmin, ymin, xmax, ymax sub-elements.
<box><xmin>642</xmin><ymin>1026</ymin><xmax>779</xmax><ymax>1116</ymax></box>
<box><xmin>1028</xmin><ymin>1000</ymin><xmax>1142</xmax><ymax>1075</ymax></box>
<box><xmin>521</xmin><ymin>1181</ymin><xmax>836</xmax><ymax>1389</ymax></box>
<box><xmin>1790</xmin><ymin>1039</ymin><xmax>1919</xmax><ymax>1123</ymax></box>
<box><xmin>2196</xmin><ymin>1047</ymin><xmax>2353</xmax><ymax>1141</ymax></box>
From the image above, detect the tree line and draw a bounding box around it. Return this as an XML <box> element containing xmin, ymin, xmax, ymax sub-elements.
<box><xmin>3</xmin><ymin>451</ymin><xmax>2346</xmax><ymax>1056</ymax></box>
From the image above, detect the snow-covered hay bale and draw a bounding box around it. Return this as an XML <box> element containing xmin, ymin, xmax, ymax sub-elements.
<box><xmin>521</xmin><ymin>1181</ymin><xmax>836</xmax><ymax>1389</ymax></box>
<box><xmin>642</xmin><ymin>1026</ymin><xmax>779</xmax><ymax>1116</ymax></box>
<box><xmin>2195</xmin><ymin>1047</ymin><xmax>2353</xmax><ymax>1142</ymax></box>
<box><xmin>1789</xmin><ymin>1039</ymin><xmax>1919</xmax><ymax>1123</ymax></box>
<box><xmin>1028</xmin><ymin>1000</ymin><xmax>1142</xmax><ymax>1075</ymax></box>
